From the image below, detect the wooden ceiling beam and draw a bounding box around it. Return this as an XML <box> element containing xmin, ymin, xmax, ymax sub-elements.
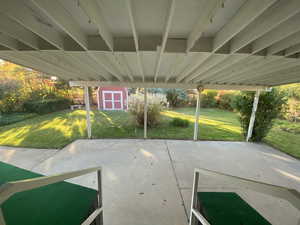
<box><xmin>126</xmin><ymin>0</ymin><xmax>145</xmax><ymax>82</ymax></box>
<box><xmin>231</xmin><ymin>0</ymin><xmax>300</xmax><ymax>53</ymax></box>
<box><xmin>213</xmin><ymin>0</ymin><xmax>275</xmax><ymax>52</ymax></box>
<box><xmin>154</xmin><ymin>0</ymin><xmax>176</xmax><ymax>82</ymax></box>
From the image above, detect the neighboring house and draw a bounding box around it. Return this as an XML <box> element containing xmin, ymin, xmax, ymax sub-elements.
<box><xmin>97</xmin><ymin>86</ymin><xmax>128</xmax><ymax>110</ymax></box>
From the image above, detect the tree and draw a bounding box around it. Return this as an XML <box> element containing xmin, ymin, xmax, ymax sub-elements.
<box><xmin>0</xmin><ymin>61</ymin><xmax>74</xmax><ymax>113</ymax></box>
<box><xmin>234</xmin><ymin>89</ymin><xmax>287</xmax><ymax>142</ymax></box>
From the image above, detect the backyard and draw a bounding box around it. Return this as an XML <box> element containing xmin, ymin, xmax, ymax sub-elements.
<box><xmin>0</xmin><ymin>107</ymin><xmax>299</xmax><ymax>158</ymax></box>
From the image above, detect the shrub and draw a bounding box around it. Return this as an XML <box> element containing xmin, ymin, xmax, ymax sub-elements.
<box><xmin>128</xmin><ymin>93</ymin><xmax>165</xmax><ymax>127</ymax></box>
<box><xmin>0</xmin><ymin>79</ymin><xmax>24</xmax><ymax>113</ymax></box>
<box><xmin>170</xmin><ymin>117</ymin><xmax>189</xmax><ymax>127</ymax></box>
<box><xmin>165</xmin><ymin>89</ymin><xmax>187</xmax><ymax>107</ymax></box>
<box><xmin>216</xmin><ymin>92</ymin><xmax>237</xmax><ymax>111</ymax></box>
<box><xmin>284</xmin><ymin>98</ymin><xmax>300</xmax><ymax>122</ymax></box>
<box><xmin>200</xmin><ymin>90</ymin><xmax>218</xmax><ymax>108</ymax></box>
<box><xmin>0</xmin><ymin>92</ymin><xmax>25</xmax><ymax>113</ymax></box>
<box><xmin>23</xmin><ymin>98</ymin><xmax>71</xmax><ymax>114</ymax></box>
<box><xmin>234</xmin><ymin>89</ymin><xmax>287</xmax><ymax>142</ymax></box>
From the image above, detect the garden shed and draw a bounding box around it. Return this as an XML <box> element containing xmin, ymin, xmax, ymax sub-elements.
<box><xmin>97</xmin><ymin>86</ymin><xmax>128</xmax><ymax>111</ymax></box>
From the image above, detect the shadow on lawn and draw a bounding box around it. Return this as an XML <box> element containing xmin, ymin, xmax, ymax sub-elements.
<box><xmin>157</xmin><ymin>111</ymin><xmax>243</xmax><ymax>140</ymax></box>
<box><xmin>162</xmin><ymin>111</ymin><xmax>241</xmax><ymax>133</ymax></box>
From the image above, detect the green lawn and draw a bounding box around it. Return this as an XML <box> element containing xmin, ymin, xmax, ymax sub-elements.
<box><xmin>0</xmin><ymin>113</ymin><xmax>37</xmax><ymax>126</ymax></box>
<box><xmin>0</xmin><ymin>108</ymin><xmax>299</xmax><ymax>159</ymax></box>
<box><xmin>265</xmin><ymin>119</ymin><xmax>300</xmax><ymax>158</ymax></box>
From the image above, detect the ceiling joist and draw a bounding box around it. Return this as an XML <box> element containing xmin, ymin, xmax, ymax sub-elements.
<box><xmin>78</xmin><ymin>0</ymin><xmax>113</xmax><ymax>51</ymax></box>
<box><xmin>231</xmin><ymin>0</ymin><xmax>300</xmax><ymax>53</ymax></box>
<box><xmin>154</xmin><ymin>0</ymin><xmax>176</xmax><ymax>82</ymax></box>
<box><xmin>126</xmin><ymin>0</ymin><xmax>145</xmax><ymax>82</ymax></box>
<box><xmin>0</xmin><ymin>0</ymin><xmax>299</xmax><ymax>88</ymax></box>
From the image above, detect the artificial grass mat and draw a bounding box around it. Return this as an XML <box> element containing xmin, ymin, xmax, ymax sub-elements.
<box><xmin>0</xmin><ymin>162</ymin><xmax>98</xmax><ymax>225</ymax></box>
<box><xmin>197</xmin><ymin>192</ymin><xmax>271</xmax><ymax>225</ymax></box>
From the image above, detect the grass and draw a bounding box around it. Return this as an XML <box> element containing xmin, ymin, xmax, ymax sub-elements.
<box><xmin>0</xmin><ymin>108</ymin><xmax>299</xmax><ymax>159</ymax></box>
<box><xmin>265</xmin><ymin>119</ymin><xmax>300</xmax><ymax>158</ymax></box>
<box><xmin>0</xmin><ymin>113</ymin><xmax>37</xmax><ymax>126</ymax></box>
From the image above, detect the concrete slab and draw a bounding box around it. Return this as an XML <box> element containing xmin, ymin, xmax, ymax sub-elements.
<box><xmin>33</xmin><ymin>139</ymin><xmax>187</xmax><ymax>225</ymax></box>
<box><xmin>0</xmin><ymin>146</ymin><xmax>58</xmax><ymax>170</ymax></box>
<box><xmin>166</xmin><ymin>140</ymin><xmax>300</xmax><ymax>225</ymax></box>
<box><xmin>1</xmin><ymin>139</ymin><xmax>300</xmax><ymax>225</ymax></box>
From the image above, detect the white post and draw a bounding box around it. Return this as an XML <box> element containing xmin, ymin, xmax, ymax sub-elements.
<box><xmin>144</xmin><ymin>88</ymin><xmax>148</xmax><ymax>139</ymax></box>
<box><xmin>246</xmin><ymin>90</ymin><xmax>260</xmax><ymax>142</ymax></box>
<box><xmin>193</xmin><ymin>88</ymin><xmax>202</xmax><ymax>141</ymax></box>
<box><xmin>84</xmin><ymin>85</ymin><xmax>92</xmax><ymax>139</ymax></box>
<box><xmin>96</xmin><ymin>87</ymin><xmax>100</xmax><ymax>110</ymax></box>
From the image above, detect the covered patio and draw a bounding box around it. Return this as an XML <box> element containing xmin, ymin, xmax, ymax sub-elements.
<box><xmin>1</xmin><ymin>139</ymin><xmax>300</xmax><ymax>225</ymax></box>
<box><xmin>1</xmin><ymin>0</ymin><xmax>300</xmax><ymax>224</ymax></box>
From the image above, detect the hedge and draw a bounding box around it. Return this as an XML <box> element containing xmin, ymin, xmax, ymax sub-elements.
<box><xmin>23</xmin><ymin>98</ymin><xmax>71</xmax><ymax>114</ymax></box>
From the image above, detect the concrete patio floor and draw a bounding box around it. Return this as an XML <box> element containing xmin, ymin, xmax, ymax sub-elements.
<box><xmin>1</xmin><ymin>139</ymin><xmax>300</xmax><ymax>225</ymax></box>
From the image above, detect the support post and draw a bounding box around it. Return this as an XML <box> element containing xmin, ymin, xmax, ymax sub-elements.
<box><xmin>96</xmin><ymin>87</ymin><xmax>100</xmax><ymax>110</ymax></box>
<box><xmin>144</xmin><ymin>88</ymin><xmax>148</xmax><ymax>139</ymax></box>
<box><xmin>246</xmin><ymin>90</ymin><xmax>260</xmax><ymax>142</ymax></box>
<box><xmin>193</xmin><ymin>87</ymin><xmax>203</xmax><ymax>141</ymax></box>
<box><xmin>84</xmin><ymin>85</ymin><xmax>92</xmax><ymax>139</ymax></box>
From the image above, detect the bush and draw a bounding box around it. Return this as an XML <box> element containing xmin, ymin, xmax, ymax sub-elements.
<box><xmin>165</xmin><ymin>89</ymin><xmax>187</xmax><ymax>107</ymax></box>
<box><xmin>234</xmin><ymin>89</ymin><xmax>287</xmax><ymax>142</ymax></box>
<box><xmin>0</xmin><ymin>79</ymin><xmax>24</xmax><ymax>113</ymax></box>
<box><xmin>23</xmin><ymin>98</ymin><xmax>71</xmax><ymax>114</ymax></box>
<box><xmin>283</xmin><ymin>98</ymin><xmax>300</xmax><ymax>122</ymax></box>
<box><xmin>200</xmin><ymin>90</ymin><xmax>218</xmax><ymax>108</ymax></box>
<box><xmin>170</xmin><ymin>117</ymin><xmax>189</xmax><ymax>127</ymax></box>
<box><xmin>0</xmin><ymin>92</ymin><xmax>25</xmax><ymax>113</ymax></box>
<box><xmin>128</xmin><ymin>93</ymin><xmax>165</xmax><ymax>127</ymax></box>
<box><xmin>216</xmin><ymin>92</ymin><xmax>237</xmax><ymax>111</ymax></box>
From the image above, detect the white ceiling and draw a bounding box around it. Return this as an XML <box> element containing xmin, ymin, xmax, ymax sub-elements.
<box><xmin>0</xmin><ymin>0</ymin><xmax>300</xmax><ymax>90</ymax></box>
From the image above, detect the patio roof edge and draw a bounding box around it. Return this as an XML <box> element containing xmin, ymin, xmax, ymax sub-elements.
<box><xmin>69</xmin><ymin>81</ymin><xmax>269</xmax><ymax>91</ymax></box>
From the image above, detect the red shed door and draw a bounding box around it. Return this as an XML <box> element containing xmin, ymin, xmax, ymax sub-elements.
<box><xmin>103</xmin><ymin>91</ymin><xmax>123</xmax><ymax>110</ymax></box>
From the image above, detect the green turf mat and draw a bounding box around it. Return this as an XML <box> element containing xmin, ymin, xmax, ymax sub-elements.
<box><xmin>0</xmin><ymin>162</ymin><xmax>98</xmax><ymax>225</ymax></box>
<box><xmin>197</xmin><ymin>192</ymin><xmax>271</xmax><ymax>225</ymax></box>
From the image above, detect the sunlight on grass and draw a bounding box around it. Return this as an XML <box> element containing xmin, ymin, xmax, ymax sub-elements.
<box><xmin>161</xmin><ymin>110</ymin><xmax>241</xmax><ymax>134</ymax></box>
<box><xmin>1</xmin><ymin>108</ymin><xmax>299</xmax><ymax>159</ymax></box>
<box><xmin>97</xmin><ymin>111</ymin><xmax>114</xmax><ymax>125</ymax></box>
<box><xmin>0</xmin><ymin>110</ymin><xmax>87</xmax><ymax>148</ymax></box>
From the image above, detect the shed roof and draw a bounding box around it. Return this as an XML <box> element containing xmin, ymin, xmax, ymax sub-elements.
<box><xmin>0</xmin><ymin>0</ymin><xmax>300</xmax><ymax>90</ymax></box>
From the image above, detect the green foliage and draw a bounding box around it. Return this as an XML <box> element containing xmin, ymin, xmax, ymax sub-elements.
<box><xmin>0</xmin><ymin>79</ymin><xmax>20</xmax><ymax>99</ymax></box>
<box><xmin>216</xmin><ymin>92</ymin><xmax>237</xmax><ymax>111</ymax></box>
<box><xmin>170</xmin><ymin>117</ymin><xmax>189</xmax><ymax>127</ymax></box>
<box><xmin>165</xmin><ymin>89</ymin><xmax>187</xmax><ymax>107</ymax></box>
<box><xmin>128</xmin><ymin>93</ymin><xmax>164</xmax><ymax>127</ymax></box>
<box><xmin>23</xmin><ymin>98</ymin><xmax>71</xmax><ymax>114</ymax></box>
<box><xmin>283</xmin><ymin>98</ymin><xmax>300</xmax><ymax>122</ymax></box>
<box><xmin>0</xmin><ymin>79</ymin><xmax>25</xmax><ymax>113</ymax></box>
<box><xmin>0</xmin><ymin>92</ymin><xmax>25</xmax><ymax>114</ymax></box>
<box><xmin>278</xmin><ymin>83</ymin><xmax>300</xmax><ymax>100</ymax></box>
<box><xmin>0</xmin><ymin>61</ymin><xmax>75</xmax><ymax>114</ymax></box>
<box><xmin>234</xmin><ymin>89</ymin><xmax>287</xmax><ymax>142</ymax></box>
<box><xmin>200</xmin><ymin>90</ymin><xmax>218</xmax><ymax>108</ymax></box>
